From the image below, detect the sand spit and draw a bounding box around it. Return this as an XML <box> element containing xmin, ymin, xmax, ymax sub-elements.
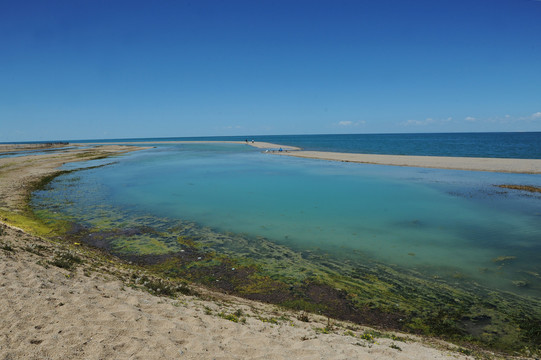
<box><xmin>0</xmin><ymin>143</ymin><xmax>69</xmax><ymax>153</ymax></box>
<box><xmin>273</xmin><ymin>150</ymin><xmax>541</xmax><ymax>174</ymax></box>
<box><xmin>73</xmin><ymin>141</ymin><xmax>301</xmax><ymax>151</ymax></box>
<box><xmin>76</xmin><ymin>141</ymin><xmax>541</xmax><ymax>173</ymax></box>
<box><xmin>0</xmin><ymin>145</ymin><xmax>149</xmax><ymax>211</ymax></box>
<box><xmin>0</xmin><ymin>223</ymin><xmax>481</xmax><ymax>360</ymax></box>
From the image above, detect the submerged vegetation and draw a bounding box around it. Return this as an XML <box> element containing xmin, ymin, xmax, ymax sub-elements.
<box><xmin>497</xmin><ymin>184</ymin><xmax>541</xmax><ymax>194</ymax></box>
<box><xmin>28</xmin><ymin>173</ymin><xmax>541</xmax><ymax>357</ymax></box>
<box><xmin>2</xmin><ymin>150</ymin><xmax>539</xmax><ymax>357</ymax></box>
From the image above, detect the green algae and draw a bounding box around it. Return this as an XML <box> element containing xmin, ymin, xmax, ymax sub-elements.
<box><xmin>0</xmin><ymin>208</ymin><xmax>67</xmax><ymax>238</ymax></box>
<box><xmin>497</xmin><ymin>184</ymin><xmax>541</xmax><ymax>194</ymax></box>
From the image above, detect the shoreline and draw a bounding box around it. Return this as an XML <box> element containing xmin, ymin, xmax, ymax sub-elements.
<box><xmin>72</xmin><ymin>141</ymin><xmax>541</xmax><ymax>173</ymax></box>
<box><xmin>0</xmin><ymin>144</ymin><xmax>150</xmax><ymax>212</ymax></box>
<box><xmin>271</xmin><ymin>150</ymin><xmax>541</xmax><ymax>174</ymax></box>
<box><xmin>0</xmin><ymin>143</ymin><xmax>496</xmax><ymax>359</ymax></box>
<box><xmin>72</xmin><ymin>140</ymin><xmax>301</xmax><ymax>151</ymax></box>
<box><xmin>1</xmin><ymin>222</ymin><xmax>483</xmax><ymax>360</ymax></box>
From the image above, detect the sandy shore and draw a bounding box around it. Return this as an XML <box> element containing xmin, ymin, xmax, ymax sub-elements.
<box><xmin>0</xmin><ymin>143</ymin><xmax>69</xmax><ymax>153</ymax></box>
<box><xmin>1</xmin><ymin>223</ymin><xmax>481</xmax><ymax>360</ymax></box>
<box><xmin>272</xmin><ymin>150</ymin><xmax>541</xmax><ymax>174</ymax></box>
<box><xmin>0</xmin><ymin>145</ymin><xmax>149</xmax><ymax>211</ymax></box>
<box><xmin>0</xmin><ymin>144</ymin><xmax>530</xmax><ymax>359</ymax></box>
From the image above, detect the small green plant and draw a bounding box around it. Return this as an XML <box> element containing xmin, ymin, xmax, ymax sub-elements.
<box><xmin>1</xmin><ymin>242</ymin><xmax>14</xmax><ymax>252</ymax></box>
<box><xmin>314</xmin><ymin>327</ymin><xmax>331</xmax><ymax>334</ymax></box>
<box><xmin>173</xmin><ymin>300</ymin><xmax>187</xmax><ymax>307</ymax></box>
<box><xmin>297</xmin><ymin>312</ymin><xmax>310</xmax><ymax>322</ymax></box>
<box><xmin>258</xmin><ymin>316</ymin><xmax>278</xmax><ymax>324</ymax></box>
<box><xmin>360</xmin><ymin>331</ymin><xmax>378</xmax><ymax>343</ymax></box>
<box><xmin>390</xmin><ymin>334</ymin><xmax>407</xmax><ymax>342</ymax></box>
<box><xmin>218</xmin><ymin>312</ymin><xmax>246</xmax><ymax>323</ymax></box>
<box><xmin>390</xmin><ymin>344</ymin><xmax>402</xmax><ymax>351</ymax></box>
<box><xmin>23</xmin><ymin>244</ymin><xmax>47</xmax><ymax>256</ymax></box>
<box><xmin>343</xmin><ymin>330</ymin><xmax>356</xmax><ymax>337</ymax></box>
<box><xmin>278</xmin><ymin>314</ymin><xmax>290</xmax><ymax>322</ymax></box>
<box><xmin>49</xmin><ymin>252</ymin><xmax>82</xmax><ymax>270</ymax></box>
<box><xmin>176</xmin><ymin>283</ymin><xmax>194</xmax><ymax>296</ymax></box>
<box><xmin>140</xmin><ymin>276</ymin><xmax>177</xmax><ymax>296</ymax></box>
<box><xmin>456</xmin><ymin>347</ymin><xmax>472</xmax><ymax>355</ymax></box>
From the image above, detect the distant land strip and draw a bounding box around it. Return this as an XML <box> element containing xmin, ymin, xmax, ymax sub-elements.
<box><xmin>272</xmin><ymin>150</ymin><xmax>541</xmax><ymax>174</ymax></box>
<box><xmin>72</xmin><ymin>141</ymin><xmax>301</xmax><ymax>151</ymax></box>
<box><xmin>71</xmin><ymin>141</ymin><xmax>541</xmax><ymax>174</ymax></box>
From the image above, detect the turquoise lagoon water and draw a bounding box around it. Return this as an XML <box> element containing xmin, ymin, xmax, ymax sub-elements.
<box><xmin>34</xmin><ymin>143</ymin><xmax>541</xmax><ymax>297</ymax></box>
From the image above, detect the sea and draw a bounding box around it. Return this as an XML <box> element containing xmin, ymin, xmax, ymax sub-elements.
<box><xmin>73</xmin><ymin>132</ymin><xmax>541</xmax><ymax>159</ymax></box>
<box><xmin>30</xmin><ymin>132</ymin><xmax>541</xmax><ymax>299</ymax></box>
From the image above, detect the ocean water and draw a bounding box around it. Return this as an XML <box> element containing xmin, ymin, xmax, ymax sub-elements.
<box><xmin>33</xmin><ymin>142</ymin><xmax>541</xmax><ymax>297</ymax></box>
<box><xmin>74</xmin><ymin>131</ymin><xmax>541</xmax><ymax>159</ymax></box>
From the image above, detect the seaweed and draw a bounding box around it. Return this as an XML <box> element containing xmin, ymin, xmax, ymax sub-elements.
<box><xmin>49</xmin><ymin>251</ymin><xmax>83</xmax><ymax>270</ymax></box>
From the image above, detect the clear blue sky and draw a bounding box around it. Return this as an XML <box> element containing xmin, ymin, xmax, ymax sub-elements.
<box><xmin>1</xmin><ymin>0</ymin><xmax>540</xmax><ymax>142</ymax></box>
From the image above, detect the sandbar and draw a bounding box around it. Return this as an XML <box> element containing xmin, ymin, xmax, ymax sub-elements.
<box><xmin>69</xmin><ymin>140</ymin><xmax>541</xmax><ymax>173</ymax></box>
<box><xmin>272</xmin><ymin>150</ymin><xmax>541</xmax><ymax>174</ymax></box>
<box><xmin>73</xmin><ymin>140</ymin><xmax>301</xmax><ymax>151</ymax></box>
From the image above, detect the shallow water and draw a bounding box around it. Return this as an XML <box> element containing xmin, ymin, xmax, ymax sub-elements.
<box><xmin>33</xmin><ymin>143</ymin><xmax>541</xmax><ymax>297</ymax></box>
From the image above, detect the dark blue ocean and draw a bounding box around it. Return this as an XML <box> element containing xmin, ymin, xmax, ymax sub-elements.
<box><xmin>72</xmin><ymin>132</ymin><xmax>541</xmax><ymax>159</ymax></box>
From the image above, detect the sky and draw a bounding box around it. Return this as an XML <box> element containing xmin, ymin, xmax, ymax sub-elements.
<box><xmin>1</xmin><ymin>0</ymin><xmax>540</xmax><ymax>142</ymax></box>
